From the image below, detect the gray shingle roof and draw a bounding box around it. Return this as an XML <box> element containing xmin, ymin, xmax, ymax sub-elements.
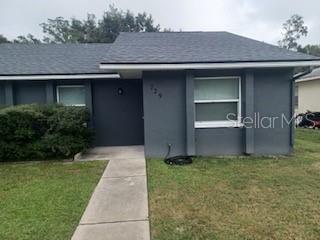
<box><xmin>101</xmin><ymin>31</ymin><xmax>320</xmax><ymax>64</ymax></box>
<box><xmin>0</xmin><ymin>43</ymin><xmax>111</xmax><ymax>75</ymax></box>
<box><xmin>301</xmin><ymin>67</ymin><xmax>320</xmax><ymax>79</ymax></box>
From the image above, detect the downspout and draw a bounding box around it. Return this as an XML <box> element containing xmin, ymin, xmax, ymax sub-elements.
<box><xmin>292</xmin><ymin>68</ymin><xmax>312</xmax><ymax>81</ymax></box>
<box><xmin>289</xmin><ymin>67</ymin><xmax>312</xmax><ymax>151</ymax></box>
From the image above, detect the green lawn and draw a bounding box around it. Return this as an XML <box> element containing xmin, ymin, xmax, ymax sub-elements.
<box><xmin>148</xmin><ymin>129</ymin><xmax>320</xmax><ymax>240</ymax></box>
<box><xmin>0</xmin><ymin>160</ymin><xmax>107</xmax><ymax>240</ymax></box>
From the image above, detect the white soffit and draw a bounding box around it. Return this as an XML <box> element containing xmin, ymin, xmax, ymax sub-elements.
<box><xmin>0</xmin><ymin>73</ymin><xmax>120</xmax><ymax>81</ymax></box>
<box><xmin>100</xmin><ymin>61</ymin><xmax>320</xmax><ymax>71</ymax></box>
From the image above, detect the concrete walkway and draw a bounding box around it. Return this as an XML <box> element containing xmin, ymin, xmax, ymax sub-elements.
<box><xmin>72</xmin><ymin>146</ymin><xmax>150</xmax><ymax>240</ymax></box>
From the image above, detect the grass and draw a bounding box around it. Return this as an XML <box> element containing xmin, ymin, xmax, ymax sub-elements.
<box><xmin>0</xmin><ymin>160</ymin><xmax>107</xmax><ymax>240</ymax></box>
<box><xmin>147</xmin><ymin>129</ymin><xmax>320</xmax><ymax>240</ymax></box>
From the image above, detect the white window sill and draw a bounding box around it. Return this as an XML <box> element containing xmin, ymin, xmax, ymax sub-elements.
<box><xmin>62</xmin><ymin>104</ymin><xmax>86</xmax><ymax>107</ymax></box>
<box><xmin>195</xmin><ymin>121</ymin><xmax>244</xmax><ymax>129</ymax></box>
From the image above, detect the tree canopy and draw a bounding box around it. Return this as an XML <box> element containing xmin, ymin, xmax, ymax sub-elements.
<box><xmin>1</xmin><ymin>5</ymin><xmax>160</xmax><ymax>44</ymax></box>
<box><xmin>298</xmin><ymin>44</ymin><xmax>320</xmax><ymax>57</ymax></box>
<box><xmin>278</xmin><ymin>14</ymin><xmax>308</xmax><ymax>50</ymax></box>
<box><xmin>13</xmin><ymin>34</ymin><xmax>41</xmax><ymax>44</ymax></box>
<box><xmin>0</xmin><ymin>34</ymin><xmax>10</xmax><ymax>43</ymax></box>
<box><xmin>278</xmin><ymin>14</ymin><xmax>320</xmax><ymax>57</ymax></box>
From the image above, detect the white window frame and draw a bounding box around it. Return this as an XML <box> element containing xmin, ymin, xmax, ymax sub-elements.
<box><xmin>56</xmin><ymin>85</ymin><xmax>86</xmax><ymax>107</ymax></box>
<box><xmin>194</xmin><ymin>76</ymin><xmax>242</xmax><ymax>128</ymax></box>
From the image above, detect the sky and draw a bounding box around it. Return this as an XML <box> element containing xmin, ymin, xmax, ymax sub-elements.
<box><xmin>1</xmin><ymin>0</ymin><xmax>319</xmax><ymax>46</ymax></box>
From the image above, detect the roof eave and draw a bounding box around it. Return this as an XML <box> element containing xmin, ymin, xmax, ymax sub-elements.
<box><xmin>99</xmin><ymin>60</ymin><xmax>320</xmax><ymax>71</ymax></box>
<box><xmin>296</xmin><ymin>76</ymin><xmax>320</xmax><ymax>83</ymax></box>
<box><xmin>0</xmin><ymin>73</ymin><xmax>120</xmax><ymax>81</ymax></box>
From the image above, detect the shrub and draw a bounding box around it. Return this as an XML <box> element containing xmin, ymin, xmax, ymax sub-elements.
<box><xmin>0</xmin><ymin>104</ymin><xmax>93</xmax><ymax>161</ymax></box>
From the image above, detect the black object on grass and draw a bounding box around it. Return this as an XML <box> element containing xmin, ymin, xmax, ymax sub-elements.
<box><xmin>164</xmin><ymin>144</ymin><xmax>193</xmax><ymax>165</ymax></box>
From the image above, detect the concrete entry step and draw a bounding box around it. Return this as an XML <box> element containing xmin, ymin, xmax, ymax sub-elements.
<box><xmin>78</xmin><ymin>145</ymin><xmax>145</xmax><ymax>161</ymax></box>
<box><xmin>102</xmin><ymin>158</ymin><xmax>146</xmax><ymax>178</ymax></box>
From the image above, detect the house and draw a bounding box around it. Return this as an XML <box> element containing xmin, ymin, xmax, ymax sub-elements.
<box><xmin>1</xmin><ymin>32</ymin><xmax>320</xmax><ymax>157</ymax></box>
<box><xmin>296</xmin><ymin>67</ymin><xmax>320</xmax><ymax>114</ymax></box>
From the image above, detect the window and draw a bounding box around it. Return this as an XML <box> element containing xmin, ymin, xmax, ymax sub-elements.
<box><xmin>194</xmin><ymin>76</ymin><xmax>241</xmax><ymax>128</ymax></box>
<box><xmin>56</xmin><ymin>85</ymin><xmax>86</xmax><ymax>106</ymax></box>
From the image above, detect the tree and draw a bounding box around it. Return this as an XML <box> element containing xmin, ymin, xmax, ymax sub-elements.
<box><xmin>0</xmin><ymin>34</ymin><xmax>10</xmax><ymax>43</ymax></box>
<box><xmin>278</xmin><ymin>14</ymin><xmax>308</xmax><ymax>50</ymax></box>
<box><xmin>163</xmin><ymin>28</ymin><xmax>175</xmax><ymax>32</ymax></box>
<box><xmin>97</xmin><ymin>5</ymin><xmax>159</xmax><ymax>43</ymax></box>
<box><xmin>13</xmin><ymin>34</ymin><xmax>41</xmax><ymax>44</ymax></box>
<box><xmin>40</xmin><ymin>5</ymin><xmax>160</xmax><ymax>43</ymax></box>
<box><xmin>8</xmin><ymin>5</ymin><xmax>160</xmax><ymax>44</ymax></box>
<box><xmin>298</xmin><ymin>44</ymin><xmax>320</xmax><ymax>57</ymax></box>
<box><xmin>41</xmin><ymin>14</ymin><xmax>100</xmax><ymax>43</ymax></box>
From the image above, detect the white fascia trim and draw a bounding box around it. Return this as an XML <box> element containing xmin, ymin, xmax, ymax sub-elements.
<box><xmin>100</xmin><ymin>60</ymin><xmax>320</xmax><ymax>70</ymax></box>
<box><xmin>100</xmin><ymin>61</ymin><xmax>320</xmax><ymax>70</ymax></box>
<box><xmin>295</xmin><ymin>76</ymin><xmax>320</xmax><ymax>83</ymax></box>
<box><xmin>0</xmin><ymin>73</ymin><xmax>120</xmax><ymax>81</ymax></box>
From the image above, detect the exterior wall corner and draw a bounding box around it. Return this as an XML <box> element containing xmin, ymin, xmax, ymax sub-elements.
<box><xmin>244</xmin><ymin>69</ymin><xmax>254</xmax><ymax>154</ymax></box>
<box><xmin>186</xmin><ymin>71</ymin><xmax>196</xmax><ymax>156</ymax></box>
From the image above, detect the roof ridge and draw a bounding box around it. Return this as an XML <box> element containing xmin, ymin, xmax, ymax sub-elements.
<box><xmin>223</xmin><ymin>32</ymin><xmax>320</xmax><ymax>59</ymax></box>
<box><xmin>0</xmin><ymin>43</ymin><xmax>112</xmax><ymax>46</ymax></box>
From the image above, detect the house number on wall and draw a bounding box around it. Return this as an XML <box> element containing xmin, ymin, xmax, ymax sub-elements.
<box><xmin>150</xmin><ymin>84</ymin><xmax>163</xmax><ymax>98</ymax></box>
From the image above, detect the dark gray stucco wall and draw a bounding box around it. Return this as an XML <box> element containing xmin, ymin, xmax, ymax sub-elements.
<box><xmin>143</xmin><ymin>69</ymin><xmax>247</xmax><ymax>157</ymax></box>
<box><xmin>185</xmin><ymin>71</ymin><xmax>196</xmax><ymax>155</ymax></box>
<box><xmin>142</xmin><ymin>68</ymin><xmax>294</xmax><ymax>157</ymax></box>
<box><xmin>0</xmin><ymin>83</ymin><xmax>5</xmax><ymax>105</ymax></box>
<box><xmin>14</xmin><ymin>81</ymin><xmax>47</xmax><ymax>105</ymax></box>
<box><xmin>253</xmin><ymin>69</ymin><xmax>293</xmax><ymax>154</ymax></box>
<box><xmin>4</xmin><ymin>81</ymin><xmax>14</xmax><ymax>105</ymax></box>
<box><xmin>143</xmin><ymin>71</ymin><xmax>186</xmax><ymax>157</ymax></box>
<box><xmin>195</xmin><ymin>128</ymin><xmax>244</xmax><ymax>155</ymax></box>
<box><xmin>244</xmin><ymin>70</ymin><xmax>254</xmax><ymax>154</ymax></box>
